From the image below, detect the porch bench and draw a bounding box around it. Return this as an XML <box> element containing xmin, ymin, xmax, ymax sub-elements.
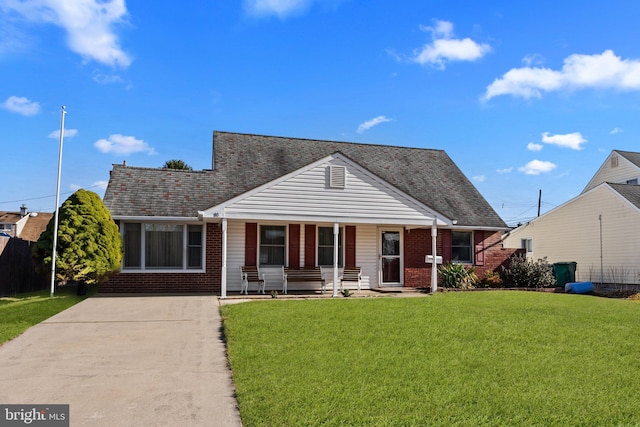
<box><xmin>240</xmin><ymin>266</ymin><xmax>266</xmax><ymax>294</ymax></box>
<box><xmin>340</xmin><ymin>266</ymin><xmax>362</xmax><ymax>292</ymax></box>
<box><xmin>282</xmin><ymin>267</ymin><xmax>326</xmax><ymax>294</ymax></box>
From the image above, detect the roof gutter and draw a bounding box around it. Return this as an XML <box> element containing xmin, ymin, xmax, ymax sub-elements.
<box><xmin>112</xmin><ymin>215</ymin><xmax>201</xmax><ymax>222</ymax></box>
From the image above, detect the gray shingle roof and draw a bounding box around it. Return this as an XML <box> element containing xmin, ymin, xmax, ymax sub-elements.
<box><xmin>616</xmin><ymin>150</ymin><xmax>640</xmax><ymax>169</ymax></box>
<box><xmin>103</xmin><ymin>131</ymin><xmax>507</xmax><ymax>228</ymax></box>
<box><xmin>608</xmin><ymin>182</ymin><xmax>640</xmax><ymax>209</ymax></box>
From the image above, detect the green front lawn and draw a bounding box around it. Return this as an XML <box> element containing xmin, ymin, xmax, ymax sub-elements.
<box><xmin>221</xmin><ymin>292</ymin><xmax>640</xmax><ymax>426</ymax></box>
<box><xmin>0</xmin><ymin>287</ymin><xmax>92</xmax><ymax>344</ymax></box>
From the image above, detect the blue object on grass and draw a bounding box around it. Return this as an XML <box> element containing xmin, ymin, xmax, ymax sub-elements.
<box><xmin>565</xmin><ymin>282</ymin><xmax>594</xmax><ymax>294</ymax></box>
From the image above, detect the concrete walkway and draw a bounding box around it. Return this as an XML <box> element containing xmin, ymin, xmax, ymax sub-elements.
<box><xmin>0</xmin><ymin>295</ymin><xmax>242</xmax><ymax>426</ymax></box>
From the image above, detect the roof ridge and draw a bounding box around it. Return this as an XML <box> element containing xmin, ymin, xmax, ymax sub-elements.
<box><xmin>111</xmin><ymin>164</ymin><xmax>212</xmax><ymax>174</ymax></box>
<box><xmin>214</xmin><ymin>130</ymin><xmax>445</xmax><ymax>153</ymax></box>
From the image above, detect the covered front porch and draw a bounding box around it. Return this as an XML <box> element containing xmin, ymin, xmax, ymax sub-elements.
<box><xmin>207</xmin><ymin>218</ymin><xmax>446</xmax><ymax>298</ymax></box>
<box><xmin>198</xmin><ymin>152</ymin><xmax>453</xmax><ymax>298</ymax></box>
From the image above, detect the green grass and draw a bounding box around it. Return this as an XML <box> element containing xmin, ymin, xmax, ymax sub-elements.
<box><xmin>220</xmin><ymin>292</ymin><xmax>640</xmax><ymax>426</ymax></box>
<box><xmin>0</xmin><ymin>286</ymin><xmax>92</xmax><ymax>344</ymax></box>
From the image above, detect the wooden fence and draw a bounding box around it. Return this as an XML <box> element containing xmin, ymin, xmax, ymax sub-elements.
<box><xmin>0</xmin><ymin>237</ymin><xmax>48</xmax><ymax>296</ymax></box>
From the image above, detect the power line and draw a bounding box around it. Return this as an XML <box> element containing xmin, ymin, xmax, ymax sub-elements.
<box><xmin>0</xmin><ymin>183</ymin><xmax>107</xmax><ymax>205</ymax></box>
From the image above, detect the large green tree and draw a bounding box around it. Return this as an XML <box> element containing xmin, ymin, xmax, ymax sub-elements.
<box><xmin>33</xmin><ymin>189</ymin><xmax>122</xmax><ymax>285</ymax></box>
<box><xmin>162</xmin><ymin>159</ymin><xmax>192</xmax><ymax>170</ymax></box>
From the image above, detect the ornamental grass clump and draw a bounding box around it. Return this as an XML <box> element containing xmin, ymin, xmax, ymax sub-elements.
<box><xmin>438</xmin><ymin>262</ymin><xmax>479</xmax><ymax>289</ymax></box>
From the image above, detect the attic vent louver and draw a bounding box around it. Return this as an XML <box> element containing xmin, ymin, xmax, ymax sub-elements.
<box><xmin>611</xmin><ymin>155</ymin><xmax>619</xmax><ymax>168</ymax></box>
<box><xmin>329</xmin><ymin>165</ymin><xmax>346</xmax><ymax>189</ymax></box>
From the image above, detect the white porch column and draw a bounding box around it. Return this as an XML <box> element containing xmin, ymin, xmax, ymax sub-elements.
<box><xmin>431</xmin><ymin>218</ymin><xmax>438</xmax><ymax>293</ymax></box>
<box><xmin>332</xmin><ymin>222</ymin><xmax>339</xmax><ymax>297</ymax></box>
<box><xmin>221</xmin><ymin>218</ymin><xmax>228</xmax><ymax>299</ymax></box>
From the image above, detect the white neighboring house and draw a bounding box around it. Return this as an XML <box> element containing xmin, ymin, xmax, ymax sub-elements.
<box><xmin>504</xmin><ymin>150</ymin><xmax>640</xmax><ymax>286</ymax></box>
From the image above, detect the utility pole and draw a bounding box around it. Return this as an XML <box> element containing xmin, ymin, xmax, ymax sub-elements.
<box><xmin>537</xmin><ymin>189</ymin><xmax>542</xmax><ymax>217</ymax></box>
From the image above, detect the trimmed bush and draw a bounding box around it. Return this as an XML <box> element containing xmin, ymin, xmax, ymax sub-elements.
<box><xmin>33</xmin><ymin>189</ymin><xmax>122</xmax><ymax>286</ymax></box>
<box><xmin>480</xmin><ymin>270</ymin><xmax>503</xmax><ymax>288</ymax></box>
<box><xmin>501</xmin><ymin>254</ymin><xmax>556</xmax><ymax>288</ymax></box>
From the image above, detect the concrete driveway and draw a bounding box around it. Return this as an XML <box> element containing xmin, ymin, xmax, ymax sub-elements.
<box><xmin>0</xmin><ymin>295</ymin><xmax>242</xmax><ymax>426</ymax></box>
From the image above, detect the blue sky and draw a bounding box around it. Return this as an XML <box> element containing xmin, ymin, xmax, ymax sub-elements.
<box><xmin>2</xmin><ymin>0</ymin><xmax>640</xmax><ymax>226</ymax></box>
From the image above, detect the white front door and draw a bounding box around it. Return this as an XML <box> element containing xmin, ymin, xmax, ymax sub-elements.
<box><xmin>379</xmin><ymin>229</ymin><xmax>403</xmax><ymax>286</ymax></box>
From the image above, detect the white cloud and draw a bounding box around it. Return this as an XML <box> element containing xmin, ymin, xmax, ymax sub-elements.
<box><xmin>610</xmin><ymin>127</ymin><xmax>623</xmax><ymax>135</ymax></box>
<box><xmin>420</xmin><ymin>20</ymin><xmax>454</xmax><ymax>39</ymax></box>
<box><xmin>244</xmin><ymin>0</ymin><xmax>312</xmax><ymax>18</ymax></box>
<box><xmin>3</xmin><ymin>0</ymin><xmax>131</xmax><ymax>68</ymax></box>
<box><xmin>497</xmin><ymin>167</ymin><xmax>513</xmax><ymax>174</ymax></box>
<box><xmin>94</xmin><ymin>134</ymin><xmax>156</xmax><ymax>155</ymax></box>
<box><xmin>93</xmin><ymin>180</ymin><xmax>109</xmax><ymax>190</ymax></box>
<box><xmin>527</xmin><ymin>142</ymin><xmax>543</xmax><ymax>151</ymax></box>
<box><xmin>412</xmin><ymin>20</ymin><xmax>491</xmax><ymax>69</ymax></box>
<box><xmin>1</xmin><ymin>96</ymin><xmax>40</xmax><ymax>116</ymax></box>
<box><xmin>522</xmin><ymin>53</ymin><xmax>544</xmax><ymax>67</ymax></box>
<box><xmin>357</xmin><ymin>115</ymin><xmax>392</xmax><ymax>133</ymax></box>
<box><xmin>70</xmin><ymin>180</ymin><xmax>108</xmax><ymax>191</ymax></box>
<box><xmin>48</xmin><ymin>128</ymin><xmax>78</xmax><ymax>139</ymax></box>
<box><xmin>518</xmin><ymin>160</ymin><xmax>557</xmax><ymax>175</ymax></box>
<box><xmin>93</xmin><ymin>73</ymin><xmax>123</xmax><ymax>84</ymax></box>
<box><xmin>473</xmin><ymin>175</ymin><xmax>486</xmax><ymax>183</ymax></box>
<box><xmin>541</xmin><ymin>132</ymin><xmax>586</xmax><ymax>150</ymax></box>
<box><xmin>484</xmin><ymin>50</ymin><xmax>640</xmax><ymax>101</ymax></box>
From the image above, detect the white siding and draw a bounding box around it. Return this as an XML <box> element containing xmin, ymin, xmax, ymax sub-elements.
<box><xmin>224</xmin><ymin>220</ymin><xmax>379</xmax><ymax>292</ymax></box>
<box><xmin>584</xmin><ymin>153</ymin><xmax>640</xmax><ymax>192</ymax></box>
<box><xmin>504</xmin><ymin>186</ymin><xmax>640</xmax><ymax>284</ymax></box>
<box><xmin>357</xmin><ymin>224</ymin><xmax>378</xmax><ymax>288</ymax></box>
<box><xmin>227</xmin><ymin>220</ymin><xmax>245</xmax><ymax>292</ymax></box>
<box><xmin>224</xmin><ymin>158</ymin><xmax>432</xmax><ymax>223</ymax></box>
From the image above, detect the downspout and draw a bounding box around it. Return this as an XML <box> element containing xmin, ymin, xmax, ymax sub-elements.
<box><xmin>221</xmin><ymin>218</ymin><xmax>228</xmax><ymax>298</ymax></box>
<box><xmin>431</xmin><ymin>217</ymin><xmax>438</xmax><ymax>293</ymax></box>
<box><xmin>599</xmin><ymin>214</ymin><xmax>603</xmax><ymax>286</ymax></box>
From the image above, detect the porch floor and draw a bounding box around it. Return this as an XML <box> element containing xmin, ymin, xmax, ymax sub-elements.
<box><xmin>221</xmin><ymin>287</ymin><xmax>430</xmax><ymax>301</ymax></box>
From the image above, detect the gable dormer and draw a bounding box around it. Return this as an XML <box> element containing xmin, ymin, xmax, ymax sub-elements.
<box><xmin>582</xmin><ymin>150</ymin><xmax>640</xmax><ymax>193</ymax></box>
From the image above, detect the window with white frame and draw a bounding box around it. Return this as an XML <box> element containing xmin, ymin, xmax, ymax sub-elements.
<box><xmin>521</xmin><ymin>238</ymin><xmax>533</xmax><ymax>254</ymax></box>
<box><xmin>259</xmin><ymin>225</ymin><xmax>286</xmax><ymax>266</ymax></box>
<box><xmin>122</xmin><ymin>223</ymin><xmax>203</xmax><ymax>270</ymax></box>
<box><xmin>317</xmin><ymin>226</ymin><xmax>343</xmax><ymax>267</ymax></box>
<box><xmin>0</xmin><ymin>223</ymin><xmax>11</xmax><ymax>231</ymax></box>
<box><xmin>451</xmin><ymin>231</ymin><xmax>472</xmax><ymax>263</ymax></box>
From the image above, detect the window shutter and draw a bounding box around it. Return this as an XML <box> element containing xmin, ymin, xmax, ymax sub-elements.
<box><xmin>442</xmin><ymin>230</ymin><xmax>452</xmax><ymax>262</ymax></box>
<box><xmin>329</xmin><ymin>166</ymin><xmax>346</xmax><ymax>188</ymax></box>
<box><xmin>345</xmin><ymin>225</ymin><xmax>356</xmax><ymax>267</ymax></box>
<box><xmin>245</xmin><ymin>223</ymin><xmax>257</xmax><ymax>266</ymax></box>
<box><xmin>289</xmin><ymin>224</ymin><xmax>300</xmax><ymax>268</ymax></box>
<box><xmin>474</xmin><ymin>231</ymin><xmax>485</xmax><ymax>266</ymax></box>
<box><xmin>304</xmin><ymin>224</ymin><xmax>316</xmax><ymax>267</ymax></box>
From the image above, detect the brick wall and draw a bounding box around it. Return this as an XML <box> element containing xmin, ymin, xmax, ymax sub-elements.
<box><xmin>99</xmin><ymin>223</ymin><xmax>222</xmax><ymax>294</ymax></box>
<box><xmin>403</xmin><ymin>228</ymin><xmax>522</xmax><ymax>288</ymax></box>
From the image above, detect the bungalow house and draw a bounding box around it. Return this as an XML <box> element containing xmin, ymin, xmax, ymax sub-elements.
<box><xmin>101</xmin><ymin>131</ymin><xmax>520</xmax><ymax>295</ymax></box>
<box><xmin>0</xmin><ymin>205</ymin><xmax>53</xmax><ymax>242</ymax></box>
<box><xmin>503</xmin><ymin>150</ymin><xmax>640</xmax><ymax>285</ymax></box>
